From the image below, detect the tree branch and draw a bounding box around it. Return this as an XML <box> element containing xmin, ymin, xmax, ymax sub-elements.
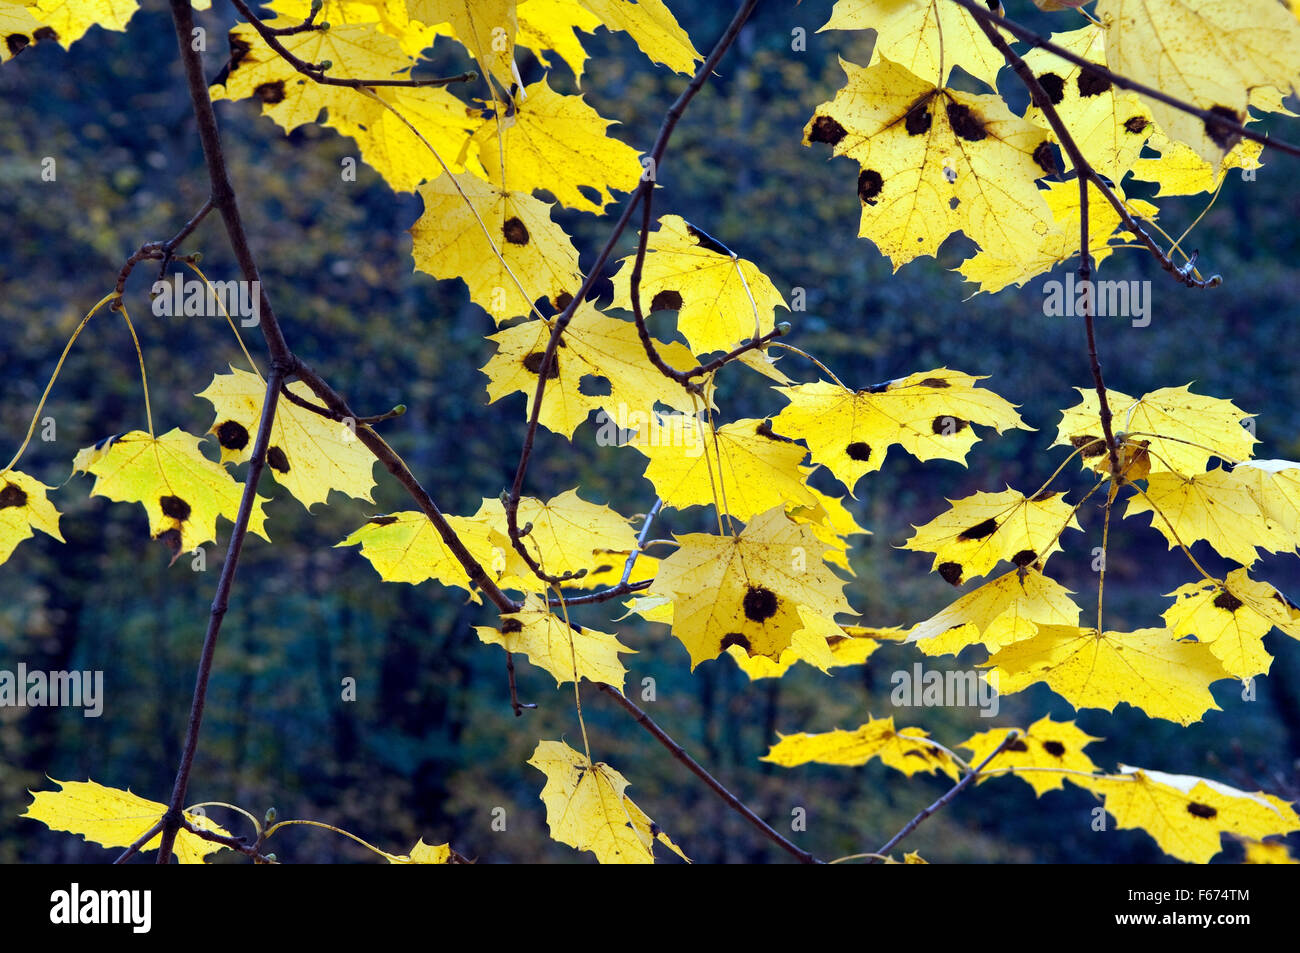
<box><xmin>873</xmin><ymin>730</ymin><xmax>1022</xmax><ymax>861</ymax></box>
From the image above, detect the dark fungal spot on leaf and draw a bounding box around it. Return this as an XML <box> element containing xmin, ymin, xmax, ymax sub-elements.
<box><xmin>160</xmin><ymin>495</ymin><xmax>192</xmax><ymax>522</ymax></box>
<box><xmin>1030</xmin><ymin>490</ymin><xmax>1056</xmax><ymax>503</ymax></box>
<box><xmin>685</xmin><ymin>223</ymin><xmax>730</xmax><ymax>256</ymax></box>
<box><xmin>1033</xmin><ymin>140</ymin><xmax>1058</xmax><ymax>176</ymax></box>
<box><xmin>0</xmin><ymin>483</ymin><xmax>28</xmax><ymax>509</ymax></box>
<box><xmin>846</xmin><ymin>442</ymin><xmax>871</xmax><ymax>462</ymax></box>
<box><xmin>1076</xmin><ymin>67</ymin><xmax>1111</xmax><ymax>98</ymax></box>
<box><xmin>503</xmin><ymin>216</ymin><xmax>529</xmax><ymax>245</ymax></box>
<box><xmin>1213</xmin><ymin>591</ymin><xmax>1244</xmax><ymax>612</ymax></box>
<box><xmin>367</xmin><ymin>515</ymin><xmax>398</xmax><ymax>526</ymax></box>
<box><xmin>938</xmin><ymin>562</ymin><xmax>964</xmax><ymax>586</ymax></box>
<box><xmin>958</xmin><ymin>518</ymin><xmax>998</xmax><ymax>541</ymax></box>
<box><xmin>593</xmin><ymin>564</ymin><xmax>613</xmax><ymax>574</ymax></box>
<box><xmin>1042</xmin><ymin>740</ymin><xmax>1066</xmax><ymax>757</ymax></box>
<box><xmin>858</xmin><ymin>169</ymin><xmax>883</xmax><ymax>205</ymax></box>
<box><xmin>254</xmin><ymin>80</ymin><xmax>286</xmax><ymax>104</ymax></box>
<box><xmin>502</xmin><ymin>618</ymin><xmax>524</xmax><ymax>634</ymax></box>
<box><xmin>904</xmin><ymin>749</ymin><xmax>926</xmax><ymax>759</ymax></box>
<box><xmin>932</xmin><ymin>415</ymin><xmax>968</xmax><ymax>435</ymax></box>
<box><xmin>522</xmin><ymin>351</ymin><xmax>558</xmax><ymax>379</ymax></box>
<box><xmin>554</xmin><ymin>291</ymin><xmax>574</xmax><ymax>311</ymax></box>
<box><xmin>267</xmin><ymin>446</ymin><xmax>290</xmax><ymax>473</ymax></box>
<box><xmin>755</xmin><ymin>419</ymin><xmax>794</xmax><ymax>443</ymax></box>
<box><xmin>650</xmin><ymin>289</ymin><xmax>683</xmax><ymax>312</ymax></box>
<box><xmin>1012</xmin><ymin>549</ymin><xmax>1037</xmax><ymax>567</ymax></box>
<box><xmin>1125</xmin><ymin>116</ymin><xmax>1151</xmax><ymax>135</ymax></box>
<box><xmin>1005</xmin><ymin>738</ymin><xmax>1029</xmax><ymax>752</ymax></box>
<box><xmin>904</xmin><ymin>97</ymin><xmax>933</xmax><ymax>136</ymax></box>
<box><xmin>743</xmin><ymin>585</ymin><xmax>779</xmax><ymax>622</ymax></box>
<box><xmin>1186</xmin><ymin>802</ymin><xmax>1217</xmax><ymax>820</ymax></box>
<box><xmin>946</xmin><ymin>101</ymin><xmax>986</xmax><ymax>141</ymax></box>
<box><xmin>5</xmin><ymin>34</ymin><xmax>30</xmax><ymax>56</ymax></box>
<box><xmin>216</xmin><ymin>420</ymin><xmax>250</xmax><ymax>452</ymax></box>
<box><xmin>32</xmin><ymin>26</ymin><xmax>57</xmax><ymax>44</ymax></box>
<box><xmin>720</xmin><ymin>632</ymin><xmax>751</xmax><ymax>652</ymax></box>
<box><xmin>1038</xmin><ymin>73</ymin><xmax>1065</xmax><ymax>106</ymax></box>
<box><xmin>808</xmin><ymin>114</ymin><xmax>847</xmax><ymax>146</ymax></box>
<box><xmin>917</xmin><ymin>378</ymin><xmax>950</xmax><ymax>389</ymax></box>
<box><xmin>1204</xmin><ymin>105</ymin><xmax>1243</xmax><ymax>150</ymax></box>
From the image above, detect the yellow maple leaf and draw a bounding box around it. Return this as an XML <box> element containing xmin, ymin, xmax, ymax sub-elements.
<box><xmin>1022</xmin><ymin>24</ymin><xmax>1154</xmax><ymax>181</ymax></box>
<box><xmin>819</xmin><ymin>0</ymin><xmax>1010</xmax><ymax>88</ymax></box>
<box><xmin>480</xmin><ymin>301</ymin><xmax>698</xmax><ymax>437</ymax></box>
<box><xmin>608</xmin><ymin>214</ymin><xmax>787</xmax><ymax>356</ymax></box>
<box><xmin>958</xmin><ymin>179</ymin><xmax>1158</xmax><ymax>295</ymax></box>
<box><xmin>0</xmin><ymin>469</ymin><xmax>63</xmax><ymax>565</ymax></box>
<box><xmin>198</xmin><ymin>366</ymin><xmax>378</xmax><ymax>511</ymax></box>
<box><xmin>1096</xmin><ymin>0</ymin><xmax>1300</xmax><ymax>162</ymax></box>
<box><xmin>907</xmin><ymin>567</ymin><xmax>1081</xmax><ymax>655</ymax></box>
<box><xmin>1162</xmin><ymin>568</ymin><xmax>1300</xmax><ymax>680</ymax></box>
<box><xmin>636</xmin><ymin>417</ymin><xmax>816</xmax><ymax>521</ymax></box>
<box><xmin>23</xmin><ymin>0</ymin><xmax>171</xmax><ymax>47</ymax></box>
<box><xmin>410</xmin><ymin>171</ymin><xmax>580</xmax><ymax>322</ymax></box>
<box><xmin>1229</xmin><ymin>459</ymin><xmax>1300</xmax><ymax>538</ymax></box>
<box><xmin>1241</xmin><ymin>838</ymin><xmax>1298</xmax><ymax>864</ymax></box>
<box><xmin>1072</xmin><ymin>765</ymin><xmax>1300</xmax><ymax>863</ymax></box>
<box><xmin>1126</xmin><ymin>467</ymin><xmax>1292</xmax><ymax>568</ymax></box>
<box><xmin>985</xmin><ymin>625</ymin><xmax>1231</xmax><ymax>725</ymax></box>
<box><xmin>325</xmin><ymin>84</ymin><xmax>484</xmax><ymax>192</ymax></box>
<box><xmin>1130</xmin><ymin>124</ymin><xmax>1264</xmax><ymax>197</ymax></box>
<box><xmin>474</xmin><ymin>76</ymin><xmax>642</xmax><ymax>213</ymax></box>
<box><xmin>727</xmin><ymin>606</ymin><xmax>882</xmax><ymax>679</ymax></box>
<box><xmin>903</xmin><ymin>488</ymin><xmax>1081</xmax><ymax>586</ymax></box>
<box><xmin>578</xmin><ymin>0</ymin><xmax>698</xmax><ymax>74</ymax></box>
<box><xmin>772</xmin><ymin>369</ymin><xmax>1027</xmax><ymax>493</ymax></box>
<box><xmin>475</xmin><ymin>593</ymin><xmax>633</xmax><ymax>688</ymax></box>
<box><xmin>211</xmin><ymin>19</ymin><xmax>412</xmax><ymax>132</ymax></box>
<box><xmin>516</xmin><ymin>0</ymin><xmax>601</xmax><ymax>80</ymax></box>
<box><xmin>74</xmin><ymin>429</ymin><xmax>271</xmax><ymax>560</ymax></box>
<box><xmin>24</xmin><ymin>778</ymin><xmax>231</xmax><ymax>864</ymax></box>
<box><xmin>653</xmin><ymin>507</ymin><xmax>855</xmax><ymax>667</ymax></box>
<box><xmin>273</xmin><ymin>0</ymin><xmax>446</xmax><ymax>57</ymax></box>
<box><xmin>804</xmin><ymin>56</ymin><xmax>1054</xmax><ymax>269</ymax></box>
<box><xmin>763</xmin><ymin>715</ymin><xmax>960</xmax><ymax>780</ymax></box>
<box><xmin>960</xmin><ymin>717</ymin><xmax>1101</xmax><ymax>795</ymax></box>
<box><xmin>386</xmin><ymin>837</ymin><xmax>453</xmax><ymax>863</ymax></box>
<box><xmin>528</xmin><ymin>739</ymin><xmax>688</xmax><ymax>864</ymax></box>
<box><xmin>410</xmin><ymin>0</ymin><xmax>518</xmax><ymax>88</ymax></box>
<box><xmin>0</xmin><ymin>1</ymin><xmax>43</xmax><ymax>62</ymax></box>
<box><xmin>1054</xmin><ymin>384</ymin><xmax>1257</xmax><ymax>477</ymax></box>
<box><xmin>336</xmin><ymin>510</ymin><xmax>501</xmax><ymax>596</ymax></box>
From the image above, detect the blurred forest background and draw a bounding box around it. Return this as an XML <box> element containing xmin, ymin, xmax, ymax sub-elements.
<box><xmin>2</xmin><ymin>0</ymin><xmax>1299</xmax><ymax>863</ymax></box>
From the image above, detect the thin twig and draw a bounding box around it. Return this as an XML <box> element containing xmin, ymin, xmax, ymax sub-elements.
<box><xmin>873</xmin><ymin>729</ymin><xmax>1022</xmax><ymax>860</ymax></box>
